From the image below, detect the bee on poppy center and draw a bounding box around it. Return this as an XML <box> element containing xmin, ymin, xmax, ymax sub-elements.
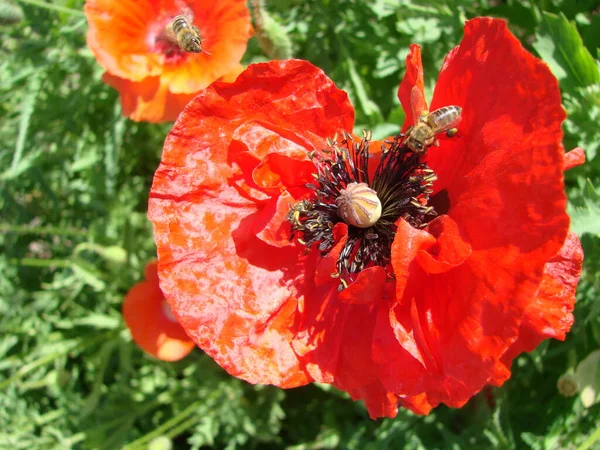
<box><xmin>170</xmin><ymin>14</ymin><xmax>204</xmax><ymax>53</ymax></box>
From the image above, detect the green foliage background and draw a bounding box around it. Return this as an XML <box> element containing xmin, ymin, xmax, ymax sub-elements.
<box><xmin>1</xmin><ymin>0</ymin><xmax>600</xmax><ymax>448</ymax></box>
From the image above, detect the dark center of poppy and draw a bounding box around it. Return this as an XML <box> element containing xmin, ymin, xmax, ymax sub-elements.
<box><xmin>287</xmin><ymin>130</ymin><xmax>438</xmax><ymax>288</ymax></box>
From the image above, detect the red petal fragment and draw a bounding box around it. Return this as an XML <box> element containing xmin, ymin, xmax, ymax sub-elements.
<box><xmin>372</xmin><ymin>297</ymin><xmax>432</xmax><ymax>397</ymax></box>
<box><xmin>390</xmin><ymin>218</ymin><xmax>435</xmax><ymax>300</ymax></box>
<box><xmin>339</xmin><ymin>266</ymin><xmax>387</xmax><ymax>304</ymax></box>
<box><xmin>252</xmin><ymin>191</ymin><xmax>294</xmax><ymax>248</ymax></box>
<box><xmin>253</xmin><ymin>152</ymin><xmax>316</xmax><ymax>191</ymax></box>
<box><xmin>502</xmin><ymin>232</ymin><xmax>583</xmax><ymax>363</ymax></box>
<box><xmin>292</xmin><ymin>281</ymin><xmax>342</xmax><ymax>384</ymax></box>
<box><xmin>144</xmin><ymin>260</ymin><xmax>159</xmax><ymax>282</ymax></box>
<box><xmin>564</xmin><ymin>147</ymin><xmax>586</xmax><ymax>171</ymax></box>
<box><xmin>344</xmin><ymin>381</ymin><xmax>399</xmax><ymax>420</ymax></box>
<box><xmin>123</xmin><ymin>262</ymin><xmax>195</xmax><ymax>362</ymax></box>
<box><xmin>102</xmin><ymin>73</ymin><xmax>196</xmax><ymax>123</ymax></box>
<box><xmin>314</xmin><ymin>223</ymin><xmax>348</xmax><ymax>286</ymax></box>
<box><xmin>398</xmin><ymin>393</ymin><xmax>434</xmax><ymax>415</ymax></box>
<box><xmin>398</xmin><ymin>44</ymin><xmax>426</xmax><ymax>131</ymax></box>
<box><xmin>417</xmin><ymin>215</ymin><xmax>472</xmax><ymax>274</ymax></box>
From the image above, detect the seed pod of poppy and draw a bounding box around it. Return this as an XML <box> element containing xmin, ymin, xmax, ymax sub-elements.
<box><xmin>336</xmin><ymin>182</ymin><xmax>382</xmax><ymax>228</ymax></box>
<box><xmin>557</xmin><ymin>372</ymin><xmax>580</xmax><ymax>397</ymax></box>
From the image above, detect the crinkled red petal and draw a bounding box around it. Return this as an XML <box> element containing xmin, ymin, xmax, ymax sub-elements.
<box><xmin>383</xmin><ymin>17</ymin><xmax>573</xmax><ymax>411</ymax></box>
<box><xmin>398</xmin><ymin>44</ymin><xmax>426</xmax><ymax>131</ymax></box>
<box><xmin>417</xmin><ymin>215</ymin><xmax>472</xmax><ymax>274</ymax></box>
<box><xmin>501</xmin><ymin>232</ymin><xmax>583</xmax><ymax>364</ymax></box>
<box><xmin>149</xmin><ymin>60</ymin><xmax>354</xmax><ymax>387</ymax></box>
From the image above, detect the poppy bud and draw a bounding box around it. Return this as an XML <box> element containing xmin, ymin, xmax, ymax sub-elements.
<box><xmin>557</xmin><ymin>372</ymin><xmax>580</xmax><ymax>397</ymax></box>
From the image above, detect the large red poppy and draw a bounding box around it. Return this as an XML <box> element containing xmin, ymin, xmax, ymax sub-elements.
<box><xmin>85</xmin><ymin>0</ymin><xmax>252</xmax><ymax>122</ymax></box>
<box><xmin>148</xmin><ymin>18</ymin><xmax>584</xmax><ymax>418</ymax></box>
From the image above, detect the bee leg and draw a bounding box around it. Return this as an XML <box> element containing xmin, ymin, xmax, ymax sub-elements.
<box><xmin>446</xmin><ymin>128</ymin><xmax>458</xmax><ymax>138</ymax></box>
<box><xmin>433</xmin><ymin>138</ymin><xmax>440</xmax><ymax>147</ymax></box>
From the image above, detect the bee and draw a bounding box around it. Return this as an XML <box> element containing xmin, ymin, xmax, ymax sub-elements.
<box><xmin>404</xmin><ymin>86</ymin><xmax>462</xmax><ymax>154</ymax></box>
<box><xmin>168</xmin><ymin>14</ymin><xmax>209</xmax><ymax>54</ymax></box>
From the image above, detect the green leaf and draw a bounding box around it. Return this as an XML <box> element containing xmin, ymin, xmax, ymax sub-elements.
<box><xmin>568</xmin><ymin>180</ymin><xmax>600</xmax><ymax>236</ymax></box>
<box><xmin>534</xmin><ymin>12</ymin><xmax>599</xmax><ymax>92</ymax></box>
<box><xmin>10</xmin><ymin>73</ymin><xmax>42</xmax><ymax>174</ymax></box>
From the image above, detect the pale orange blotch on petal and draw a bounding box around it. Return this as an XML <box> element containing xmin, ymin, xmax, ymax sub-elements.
<box><xmin>123</xmin><ymin>261</ymin><xmax>195</xmax><ymax>361</ymax></box>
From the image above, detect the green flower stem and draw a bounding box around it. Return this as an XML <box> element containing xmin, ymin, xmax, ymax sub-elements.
<box><xmin>163</xmin><ymin>415</ymin><xmax>202</xmax><ymax>440</ymax></box>
<box><xmin>123</xmin><ymin>400</ymin><xmax>204</xmax><ymax>450</ymax></box>
<box><xmin>9</xmin><ymin>257</ymin><xmax>72</xmax><ymax>268</ymax></box>
<box><xmin>0</xmin><ymin>223</ymin><xmax>88</xmax><ymax>237</ymax></box>
<box><xmin>577</xmin><ymin>427</ymin><xmax>600</xmax><ymax>450</ymax></box>
<box><xmin>14</xmin><ymin>0</ymin><xmax>84</xmax><ymax>16</ymax></box>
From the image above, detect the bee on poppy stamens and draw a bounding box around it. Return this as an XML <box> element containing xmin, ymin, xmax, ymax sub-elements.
<box><xmin>405</xmin><ymin>87</ymin><xmax>462</xmax><ymax>154</ymax></box>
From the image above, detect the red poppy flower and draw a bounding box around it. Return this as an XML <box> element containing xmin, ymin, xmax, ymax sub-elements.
<box><xmin>85</xmin><ymin>0</ymin><xmax>252</xmax><ymax>122</ymax></box>
<box><xmin>123</xmin><ymin>261</ymin><xmax>195</xmax><ymax>361</ymax></box>
<box><xmin>148</xmin><ymin>18</ymin><xmax>584</xmax><ymax>418</ymax></box>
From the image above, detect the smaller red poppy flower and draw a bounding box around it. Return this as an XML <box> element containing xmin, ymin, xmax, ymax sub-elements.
<box><xmin>123</xmin><ymin>261</ymin><xmax>195</xmax><ymax>361</ymax></box>
<box><xmin>85</xmin><ymin>0</ymin><xmax>252</xmax><ymax>122</ymax></box>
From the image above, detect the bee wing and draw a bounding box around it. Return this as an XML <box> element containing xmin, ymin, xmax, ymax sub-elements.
<box><xmin>431</xmin><ymin>109</ymin><xmax>462</xmax><ymax>135</ymax></box>
<box><xmin>410</xmin><ymin>86</ymin><xmax>428</xmax><ymax>125</ymax></box>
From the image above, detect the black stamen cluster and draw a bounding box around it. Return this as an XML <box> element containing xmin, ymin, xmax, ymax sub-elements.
<box><xmin>287</xmin><ymin>130</ymin><xmax>438</xmax><ymax>287</ymax></box>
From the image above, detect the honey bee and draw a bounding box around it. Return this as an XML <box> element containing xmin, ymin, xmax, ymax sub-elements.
<box><xmin>404</xmin><ymin>87</ymin><xmax>462</xmax><ymax>154</ymax></box>
<box><xmin>167</xmin><ymin>14</ymin><xmax>209</xmax><ymax>54</ymax></box>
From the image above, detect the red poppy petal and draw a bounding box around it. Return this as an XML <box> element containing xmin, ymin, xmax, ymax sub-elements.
<box><xmin>144</xmin><ymin>260</ymin><xmax>159</xmax><ymax>282</ymax></box>
<box><xmin>252</xmin><ymin>191</ymin><xmax>294</xmax><ymax>248</ymax></box>
<box><xmin>252</xmin><ymin>152</ymin><xmax>316</xmax><ymax>191</ymax></box>
<box><xmin>295</xmin><ymin>287</ymin><xmax>401</xmax><ymax>419</ymax></box>
<box><xmin>123</xmin><ymin>265</ymin><xmax>195</xmax><ymax>362</ymax></box>
<box><xmin>85</xmin><ymin>0</ymin><xmax>163</xmax><ymax>80</ymax></box>
<box><xmin>398</xmin><ymin>44</ymin><xmax>426</xmax><ymax>131</ymax></box>
<box><xmin>149</xmin><ymin>60</ymin><xmax>354</xmax><ymax>387</ymax></box>
<box><xmin>314</xmin><ymin>223</ymin><xmax>348</xmax><ymax>286</ymax></box>
<box><xmin>417</xmin><ymin>215</ymin><xmax>472</xmax><ymax>274</ymax></box>
<box><xmin>344</xmin><ymin>381</ymin><xmax>399</xmax><ymax>420</ymax></box>
<box><xmin>338</xmin><ymin>266</ymin><xmax>387</xmax><ymax>305</ymax></box>
<box><xmin>428</xmin><ymin>17</ymin><xmax>569</xmax><ymax>253</ymax></box>
<box><xmin>501</xmin><ymin>232</ymin><xmax>583</xmax><ymax>363</ymax></box>
<box><xmin>103</xmin><ymin>73</ymin><xmax>196</xmax><ymax>123</ymax></box>
<box><xmin>390</xmin><ymin>218</ymin><xmax>435</xmax><ymax>300</ymax></box>
<box><xmin>398</xmin><ymin>20</ymin><xmax>573</xmax><ymax>407</ymax></box>
<box><xmin>399</xmin><ymin>393</ymin><xmax>433</xmax><ymax>415</ymax></box>
<box><xmin>564</xmin><ymin>147</ymin><xmax>586</xmax><ymax>171</ymax></box>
